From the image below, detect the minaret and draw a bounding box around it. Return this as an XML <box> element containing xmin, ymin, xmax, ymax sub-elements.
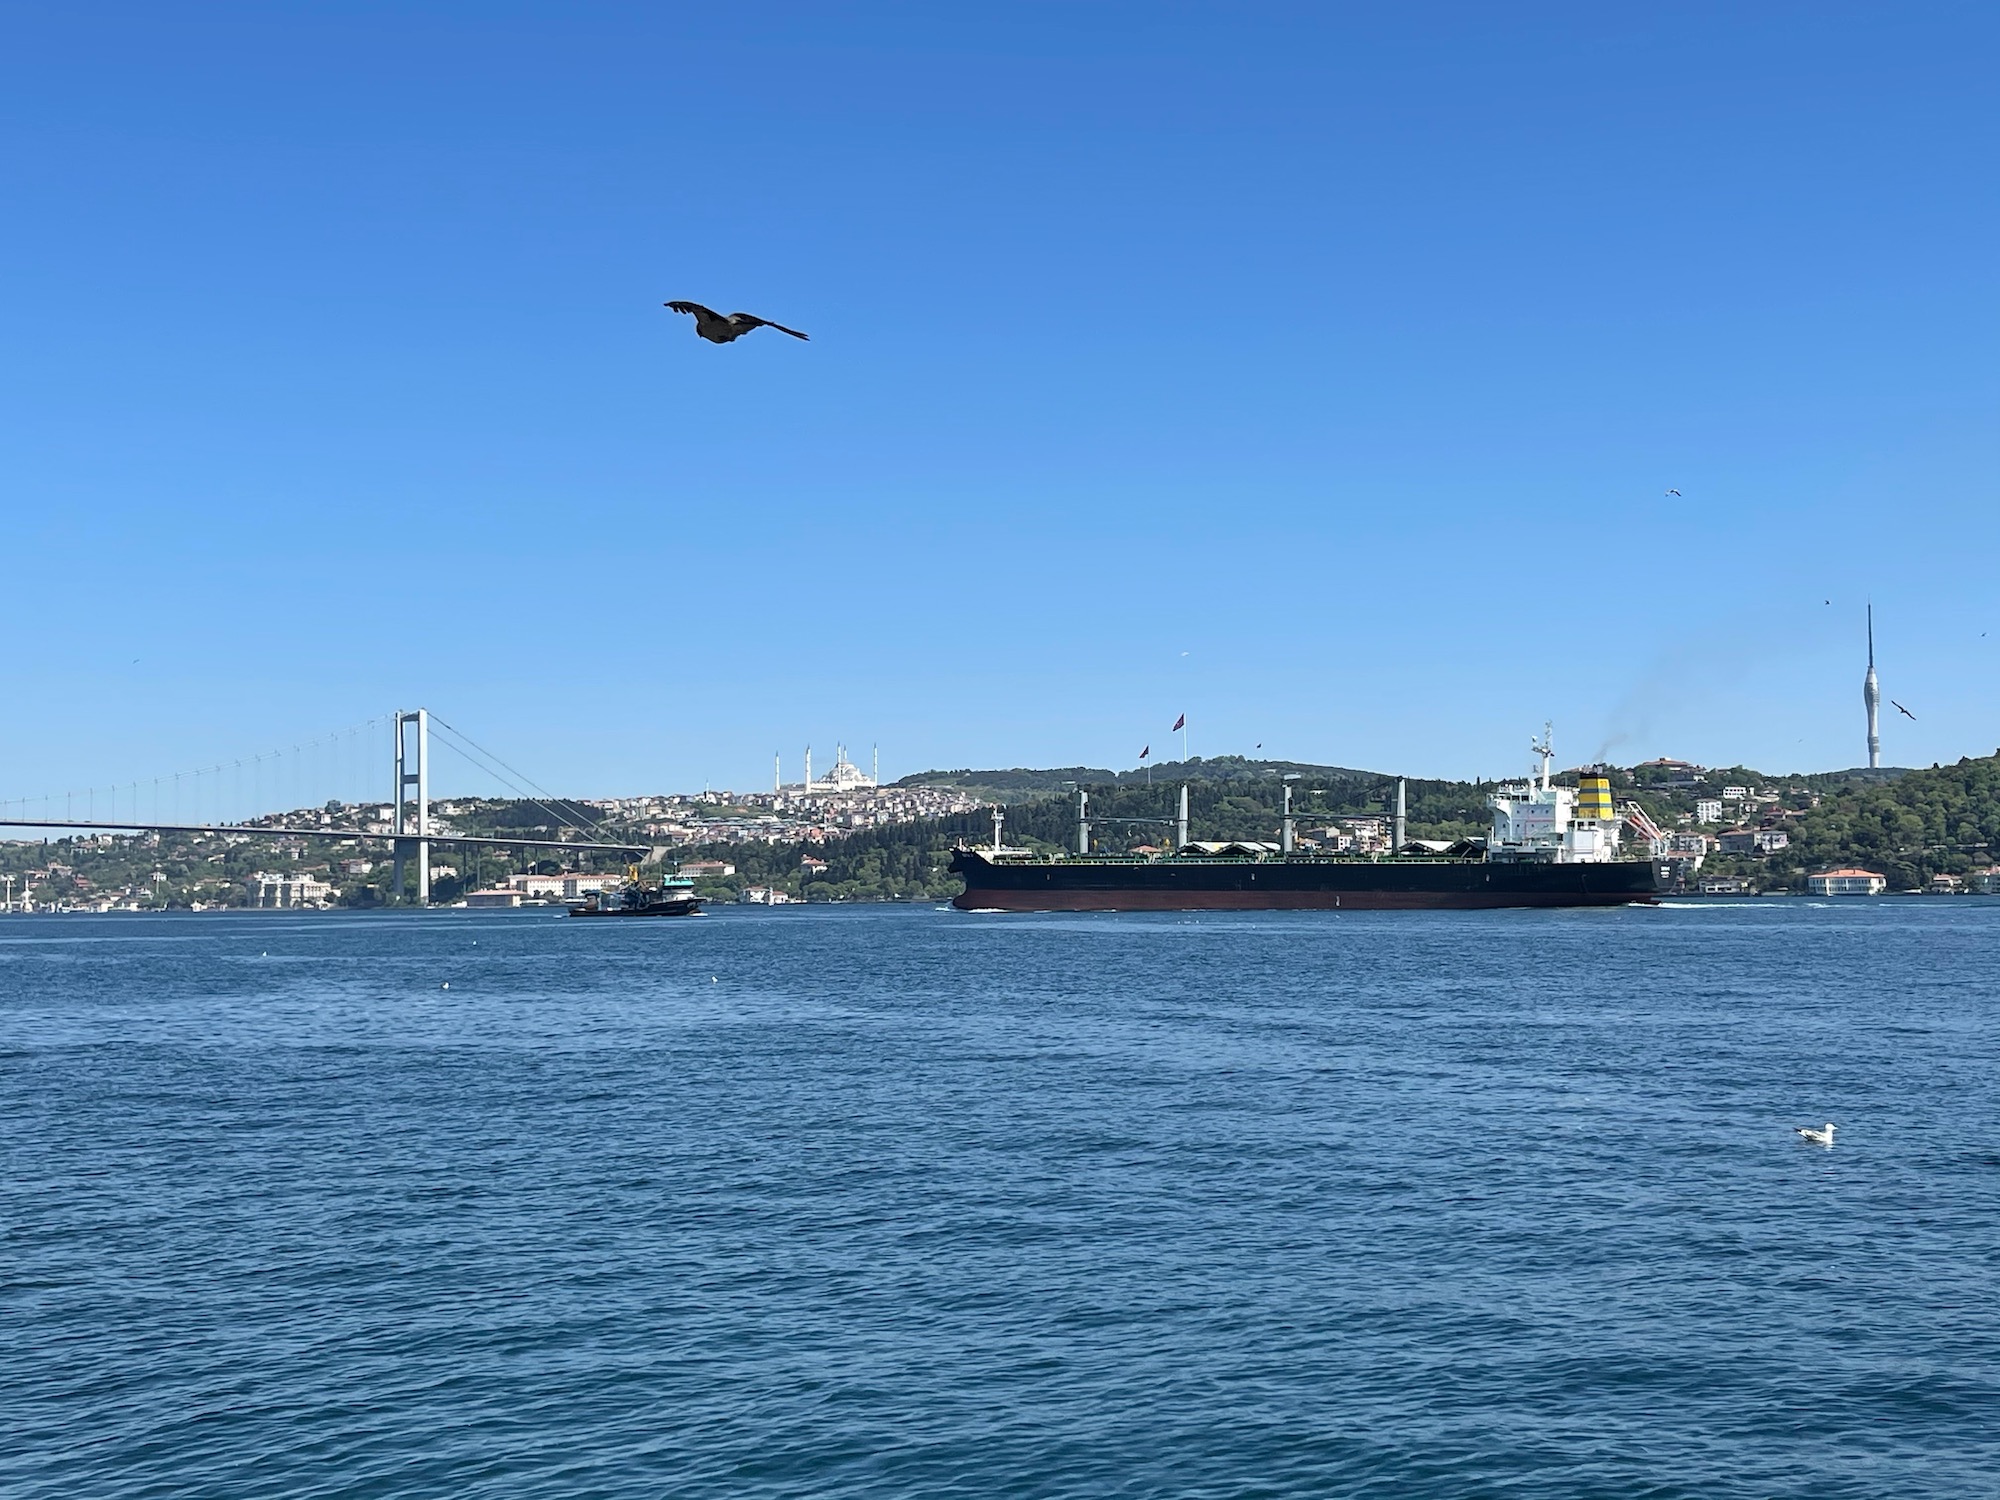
<box><xmin>1864</xmin><ymin>605</ymin><xmax>1881</xmax><ymax>770</ymax></box>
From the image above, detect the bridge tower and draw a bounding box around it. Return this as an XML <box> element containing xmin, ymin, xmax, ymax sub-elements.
<box><xmin>391</xmin><ymin>709</ymin><xmax>430</xmax><ymax>905</ymax></box>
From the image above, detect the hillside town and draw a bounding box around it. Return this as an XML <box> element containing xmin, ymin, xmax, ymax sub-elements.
<box><xmin>6</xmin><ymin>745</ymin><xmax>2000</xmax><ymax>910</ymax></box>
<box><xmin>0</xmin><ymin>745</ymin><xmax>988</xmax><ymax>911</ymax></box>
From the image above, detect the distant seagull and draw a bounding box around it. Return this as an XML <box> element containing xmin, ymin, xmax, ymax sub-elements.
<box><xmin>1665</xmin><ymin>488</ymin><xmax>1682</xmax><ymax>497</ymax></box>
<box><xmin>1797</xmin><ymin>1122</ymin><xmax>1836</xmax><ymax>1147</ymax></box>
<box><xmin>1824</xmin><ymin>599</ymin><xmax>1831</xmax><ymax>605</ymax></box>
<box><xmin>663</xmin><ymin>300</ymin><xmax>809</xmax><ymax>343</ymax></box>
<box><xmin>1892</xmin><ymin>700</ymin><xmax>1916</xmax><ymax>720</ymax></box>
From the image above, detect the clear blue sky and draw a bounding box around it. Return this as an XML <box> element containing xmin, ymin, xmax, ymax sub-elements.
<box><xmin>5</xmin><ymin>2</ymin><xmax>1998</xmax><ymax>806</ymax></box>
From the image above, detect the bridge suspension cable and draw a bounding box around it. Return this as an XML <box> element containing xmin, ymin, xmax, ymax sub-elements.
<box><xmin>427</xmin><ymin>716</ymin><xmax>625</xmax><ymax>845</ymax></box>
<box><xmin>0</xmin><ymin>717</ymin><xmax>391</xmax><ymax>830</ymax></box>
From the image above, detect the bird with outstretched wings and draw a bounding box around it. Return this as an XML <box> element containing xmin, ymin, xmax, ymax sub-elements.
<box><xmin>1892</xmin><ymin>700</ymin><xmax>1916</xmax><ymax>720</ymax></box>
<box><xmin>664</xmin><ymin>300</ymin><xmax>809</xmax><ymax>343</ymax></box>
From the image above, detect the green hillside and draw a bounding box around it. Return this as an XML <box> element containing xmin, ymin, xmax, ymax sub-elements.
<box><xmin>895</xmin><ymin>755</ymin><xmax>1377</xmax><ymax>802</ymax></box>
<box><xmin>1719</xmin><ymin>753</ymin><xmax>2000</xmax><ymax>890</ymax></box>
<box><xmin>692</xmin><ymin>764</ymin><xmax>1490</xmax><ymax>903</ymax></box>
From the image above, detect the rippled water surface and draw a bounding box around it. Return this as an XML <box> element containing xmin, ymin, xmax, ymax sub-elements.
<box><xmin>4</xmin><ymin>902</ymin><xmax>1998</xmax><ymax>1498</ymax></box>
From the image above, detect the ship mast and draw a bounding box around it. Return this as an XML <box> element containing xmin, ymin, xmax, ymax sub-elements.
<box><xmin>1533</xmin><ymin>723</ymin><xmax>1553</xmax><ymax>790</ymax></box>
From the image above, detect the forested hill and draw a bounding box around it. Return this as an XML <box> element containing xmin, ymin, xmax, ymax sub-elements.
<box><xmin>1753</xmin><ymin>752</ymin><xmax>2000</xmax><ymax>890</ymax></box>
<box><xmin>895</xmin><ymin>756</ymin><xmax>1377</xmax><ymax>801</ymax></box>
<box><xmin>693</xmin><ymin>764</ymin><xmax>1485</xmax><ymax>902</ymax></box>
<box><xmin>714</xmin><ymin>751</ymin><xmax>2000</xmax><ymax>900</ymax></box>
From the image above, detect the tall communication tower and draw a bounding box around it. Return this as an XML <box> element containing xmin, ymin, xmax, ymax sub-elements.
<box><xmin>1863</xmin><ymin>605</ymin><xmax>1881</xmax><ymax>770</ymax></box>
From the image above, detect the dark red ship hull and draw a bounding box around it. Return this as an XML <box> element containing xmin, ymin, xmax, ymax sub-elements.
<box><xmin>949</xmin><ymin>850</ymin><xmax>1659</xmax><ymax>912</ymax></box>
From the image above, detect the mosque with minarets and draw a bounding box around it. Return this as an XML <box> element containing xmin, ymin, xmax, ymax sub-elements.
<box><xmin>778</xmin><ymin>744</ymin><xmax>879</xmax><ymax>797</ymax></box>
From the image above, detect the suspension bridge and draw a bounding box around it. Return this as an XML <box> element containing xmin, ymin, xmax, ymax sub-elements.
<box><xmin>0</xmin><ymin>709</ymin><xmax>651</xmax><ymax>905</ymax></box>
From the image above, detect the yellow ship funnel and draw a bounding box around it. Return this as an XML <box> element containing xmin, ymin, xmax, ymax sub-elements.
<box><xmin>1575</xmin><ymin>774</ymin><xmax>1615</xmax><ymax>821</ymax></box>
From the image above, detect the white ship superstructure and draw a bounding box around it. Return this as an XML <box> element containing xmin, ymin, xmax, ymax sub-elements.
<box><xmin>1487</xmin><ymin>727</ymin><xmax>1624</xmax><ymax>864</ymax></box>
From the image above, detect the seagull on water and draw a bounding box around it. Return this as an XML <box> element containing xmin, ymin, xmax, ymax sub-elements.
<box><xmin>664</xmin><ymin>300</ymin><xmax>809</xmax><ymax>343</ymax></box>
<box><xmin>1797</xmin><ymin>1122</ymin><xmax>1836</xmax><ymax>1146</ymax></box>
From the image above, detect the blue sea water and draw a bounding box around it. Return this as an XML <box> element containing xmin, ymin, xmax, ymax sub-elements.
<box><xmin>3</xmin><ymin>901</ymin><xmax>1997</xmax><ymax>1499</ymax></box>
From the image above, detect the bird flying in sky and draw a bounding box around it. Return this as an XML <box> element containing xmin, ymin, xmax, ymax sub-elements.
<box><xmin>1665</xmin><ymin>488</ymin><xmax>1682</xmax><ymax>497</ymax></box>
<box><xmin>664</xmin><ymin>301</ymin><xmax>809</xmax><ymax>343</ymax></box>
<box><xmin>1892</xmin><ymin>700</ymin><xmax>1916</xmax><ymax>720</ymax></box>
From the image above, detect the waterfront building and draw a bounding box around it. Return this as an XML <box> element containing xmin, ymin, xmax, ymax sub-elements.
<box><xmin>1698</xmin><ymin>876</ymin><xmax>1755</xmax><ymax>895</ymax></box>
<box><xmin>506</xmin><ymin>873</ymin><xmax>621</xmax><ymax>899</ymax></box>
<box><xmin>1806</xmin><ymin>868</ymin><xmax>1887</xmax><ymax>896</ymax></box>
<box><xmin>246</xmin><ymin>871</ymin><xmax>335</xmax><ymax>908</ymax></box>
<box><xmin>465</xmin><ymin>889</ymin><xmax>523</xmax><ymax>908</ymax></box>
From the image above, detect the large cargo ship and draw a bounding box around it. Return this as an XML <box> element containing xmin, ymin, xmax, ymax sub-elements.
<box><xmin>950</xmin><ymin>734</ymin><xmax>1661</xmax><ymax>912</ymax></box>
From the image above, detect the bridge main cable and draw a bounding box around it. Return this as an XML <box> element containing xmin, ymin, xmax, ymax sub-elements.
<box><xmin>0</xmin><ymin>818</ymin><xmax>650</xmax><ymax>855</ymax></box>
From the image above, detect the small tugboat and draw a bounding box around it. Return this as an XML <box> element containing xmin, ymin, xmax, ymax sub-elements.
<box><xmin>567</xmin><ymin>868</ymin><xmax>704</xmax><ymax>918</ymax></box>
